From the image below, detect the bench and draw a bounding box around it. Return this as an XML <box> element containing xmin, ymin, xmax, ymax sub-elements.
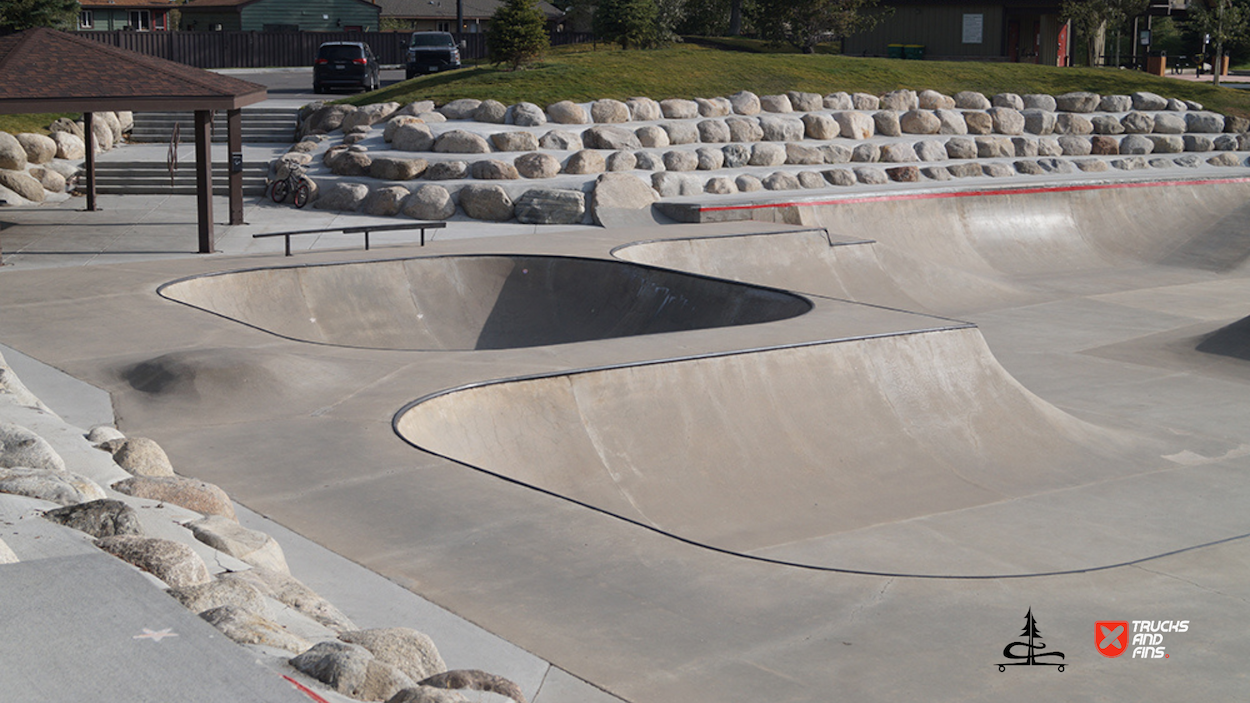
<box><xmin>252</xmin><ymin>222</ymin><xmax>447</xmax><ymax>256</ymax></box>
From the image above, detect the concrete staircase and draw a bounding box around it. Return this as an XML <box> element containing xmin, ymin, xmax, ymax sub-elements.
<box><xmin>128</xmin><ymin>107</ymin><xmax>299</xmax><ymax>144</ymax></box>
<box><xmin>91</xmin><ymin>160</ymin><xmax>270</xmax><ymax>196</ymax></box>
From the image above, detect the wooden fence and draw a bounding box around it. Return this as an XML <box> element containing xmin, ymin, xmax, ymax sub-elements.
<box><xmin>75</xmin><ymin>30</ymin><xmax>596</xmax><ymax>68</ymax></box>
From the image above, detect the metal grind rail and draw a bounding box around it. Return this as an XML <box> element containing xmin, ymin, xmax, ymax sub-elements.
<box><xmin>253</xmin><ymin>222</ymin><xmax>446</xmax><ymax>256</ymax></box>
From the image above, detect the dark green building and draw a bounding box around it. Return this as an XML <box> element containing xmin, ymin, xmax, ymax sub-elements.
<box><xmin>179</xmin><ymin>0</ymin><xmax>381</xmax><ymax>32</ymax></box>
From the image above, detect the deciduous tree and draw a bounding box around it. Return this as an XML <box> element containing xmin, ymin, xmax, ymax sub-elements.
<box><xmin>752</xmin><ymin>0</ymin><xmax>887</xmax><ymax>53</ymax></box>
<box><xmin>0</xmin><ymin>0</ymin><xmax>80</xmax><ymax>32</ymax></box>
<box><xmin>1188</xmin><ymin>0</ymin><xmax>1250</xmax><ymax>86</ymax></box>
<box><xmin>1061</xmin><ymin>0</ymin><xmax>1149</xmax><ymax>66</ymax></box>
<box><xmin>594</xmin><ymin>0</ymin><xmax>659</xmax><ymax>49</ymax></box>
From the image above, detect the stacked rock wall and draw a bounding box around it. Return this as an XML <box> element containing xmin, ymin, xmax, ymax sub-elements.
<box><xmin>287</xmin><ymin>89</ymin><xmax>1250</xmax><ymax>225</ymax></box>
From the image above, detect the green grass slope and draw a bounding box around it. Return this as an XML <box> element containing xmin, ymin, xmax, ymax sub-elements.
<box><xmin>348</xmin><ymin>42</ymin><xmax>1250</xmax><ymax>118</ymax></box>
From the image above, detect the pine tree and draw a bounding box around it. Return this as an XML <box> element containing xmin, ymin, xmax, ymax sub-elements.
<box><xmin>488</xmin><ymin>0</ymin><xmax>550</xmax><ymax>70</ymax></box>
<box><xmin>594</xmin><ymin>0</ymin><xmax>660</xmax><ymax>49</ymax></box>
<box><xmin>752</xmin><ymin>0</ymin><xmax>887</xmax><ymax>53</ymax></box>
<box><xmin>0</xmin><ymin>0</ymin><xmax>81</xmax><ymax>32</ymax></box>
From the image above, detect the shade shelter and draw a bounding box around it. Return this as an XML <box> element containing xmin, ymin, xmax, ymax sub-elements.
<box><xmin>0</xmin><ymin>27</ymin><xmax>267</xmax><ymax>253</ymax></box>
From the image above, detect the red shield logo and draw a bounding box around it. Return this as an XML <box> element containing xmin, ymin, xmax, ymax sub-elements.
<box><xmin>1096</xmin><ymin>621</ymin><xmax>1129</xmax><ymax>658</ymax></box>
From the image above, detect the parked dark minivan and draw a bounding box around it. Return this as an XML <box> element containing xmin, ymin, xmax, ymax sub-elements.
<box><xmin>313</xmin><ymin>41</ymin><xmax>379</xmax><ymax>94</ymax></box>
<box><xmin>406</xmin><ymin>31</ymin><xmax>462</xmax><ymax>79</ymax></box>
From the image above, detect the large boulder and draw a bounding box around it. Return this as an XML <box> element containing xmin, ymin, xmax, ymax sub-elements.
<box><xmin>1054</xmin><ymin>113</ymin><xmax>1093</xmax><ymax>136</ymax></box>
<box><xmin>508</xmin><ymin>102</ymin><xmax>546</xmax><ymax>127</ymax></box>
<box><xmin>759</xmin><ymin>94</ymin><xmax>792</xmax><ymax>113</ymax></box>
<box><xmin>384</xmin><ymin>116</ymin><xmax>424</xmax><ymax>142</ymax></box>
<box><xmin>489</xmin><ymin>131</ymin><xmax>539</xmax><ymax>152</ymax></box>
<box><xmin>749</xmin><ymin>142</ymin><xmax>786</xmax><ymax>166</ymax></box>
<box><xmin>537</xmin><ymin>129</ymin><xmax>582</xmax><ymax>150</ymax></box>
<box><xmin>109</xmin><ymin>437</ymin><xmax>175</xmax><ymax>477</ymax></box>
<box><xmin>1153</xmin><ymin>113</ymin><xmax>1187</xmax><ymax>134</ymax></box>
<box><xmin>834</xmin><ymin>112</ymin><xmax>874</xmax><ymax>140</ymax></box>
<box><xmin>95</xmin><ymin>535</ymin><xmax>211</xmax><ymax>589</ymax></box>
<box><xmin>330</xmin><ymin>151</ymin><xmax>372</xmax><ymax>176</ymax></box>
<box><xmin>433</xmin><ymin>130</ymin><xmax>491</xmax><ymax>154</ymax></box>
<box><xmin>343</xmin><ymin>102</ymin><xmax>400</xmax><ymax>131</ymax></box>
<box><xmin>608</xmin><ymin>150</ymin><xmax>638</xmax><ymax>171</ymax></box>
<box><xmin>220</xmin><ymin>567</ymin><xmax>356</xmax><ymax>632</ymax></box>
<box><xmin>917</xmin><ymin>90</ymin><xmax>955</xmax><ymax>110</ymax></box>
<box><xmin>988</xmin><ymin>107</ymin><xmax>1024</xmax><ymax>135</ymax></box>
<box><xmin>721</xmin><ymin>143</ymin><xmax>751</xmax><ymax>168</ymax></box>
<box><xmin>401</xmin><ymin>185</ymin><xmax>456</xmax><ymax>220</ymax></box>
<box><xmin>1131</xmin><ymin>91</ymin><xmax>1168</xmax><ymax>111</ymax></box>
<box><xmin>546</xmin><ymin>100</ymin><xmax>588</xmax><ymax>125</ymax></box>
<box><xmin>872</xmin><ymin>111</ymin><xmax>901</xmax><ymax>137</ymax></box>
<box><xmin>111</xmin><ymin>475</ymin><xmax>237</xmax><ymax>521</ymax></box>
<box><xmin>626</xmin><ymin>97</ymin><xmax>662</xmax><ymax>121</ymax></box>
<box><xmin>1119</xmin><ymin>134</ymin><xmax>1154</xmax><ymax>155</ymax></box>
<box><xmin>761</xmin><ymin>172</ymin><xmax>801</xmax><ymax>191</ymax></box>
<box><xmin>469</xmin><ymin>160</ymin><xmax>519</xmax><ymax>180</ymax></box>
<box><xmin>424</xmin><ymin>161</ymin><xmax>468</xmax><ymax>180</ymax></box>
<box><xmin>728</xmin><ymin>90</ymin><xmax>761</xmax><ymax>115</ymax></box>
<box><xmin>417</xmin><ymin>671</ymin><xmax>526</xmax><ymax>703</ymax></box>
<box><xmin>473</xmin><ymin>99</ymin><xmax>507</xmax><ymax>124</ymax></box>
<box><xmin>660</xmin><ymin>98</ymin><xmax>699</xmax><ymax>119</ymax></box>
<box><xmin>16</xmin><ymin>133</ymin><xmax>55</xmax><ymax>165</ymax></box>
<box><xmin>583</xmin><ymin>125</ymin><xmax>641</xmax><ymax>150</ymax></box>
<box><xmin>696</xmin><ymin>146</ymin><xmax>724</xmax><ymax>170</ymax></box>
<box><xmin>880</xmin><ymin>89</ymin><xmax>917</xmax><ymax>111</ymax></box>
<box><xmin>801</xmin><ymin>113</ymin><xmax>837</xmax><ymax>140</ymax></box>
<box><xmin>899</xmin><ymin>110</ymin><xmax>940</xmax><ymax>135</ymax></box>
<box><xmin>0</xmin><ymin>169</ymin><xmax>43</xmax><ymax>202</ymax></box>
<box><xmin>634</xmin><ymin>125</ymin><xmax>669</xmax><ymax>148</ymax></box>
<box><xmin>201</xmin><ymin>604</ymin><xmax>312</xmax><ymax>654</ymax></box>
<box><xmin>1120</xmin><ymin>112</ymin><xmax>1155</xmax><ymax>134</ymax></box>
<box><xmin>1099</xmin><ymin>95</ymin><xmax>1133</xmax><ymax>112</ymax></box>
<box><xmin>823</xmin><ymin>92</ymin><xmax>854</xmax><ymax>110</ymax></box>
<box><xmin>725</xmin><ymin>117</ymin><xmax>764</xmax><ymax>142</ymax></box>
<box><xmin>362</xmin><ymin>186</ymin><xmax>410</xmax><ymax>216</ymax></box>
<box><xmin>44</xmin><ymin>499</ymin><xmax>143</xmax><ymax>538</ymax></box>
<box><xmin>697</xmin><ymin>119</ymin><xmax>731</xmax><ymax>143</ymax></box>
<box><xmin>563</xmin><ymin>150</ymin><xmax>606</xmax><ymax>174</ymax></box>
<box><xmin>953</xmin><ymin>91</ymin><xmax>991</xmax><ymax>109</ymax></box>
<box><xmin>51</xmin><ymin>131</ymin><xmax>85</xmax><ymax>160</ymax></box>
<box><xmin>1186</xmin><ymin>112</ymin><xmax>1225</xmax><ymax>133</ymax></box>
<box><xmin>438</xmin><ymin>99</ymin><xmax>482</xmax><ymax>120</ymax></box>
<box><xmin>851</xmin><ymin>93</ymin><xmax>880</xmax><ymax>110</ymax></box>
<box><xmin>590</xmin><ymin>173</ymin><xmax>658</xmax><ymax>226</ymax></box>
<box><xmin>291</xmin><ymin>641</ymin><xmax>416</xmax><ymax>701</ymax></box>
<box><xmin>662</xmin><ymin>121</ymin><xmax>699</xmax><ymax>145</ymax></box>
<box><xmin>787</xmin><ymin>91</ymin><xmax>823</xmax><ymax>111</ymax></box>
<box><xmin>392</xmin><ymin>124</ymin><xmax>435</xmax><ymax>152</ymax></box>
<box><xmin>49</xmin><ymin>116</ymin><xmax>84</xmax><ymax>139</ymax></box>
<box><xmin>591</xmin><ymin>99</ymin><xmax>631</xmax><ymax>123</ymax></box>
<box><xmin>371</xmin><ymin>157</ymin><xmax>429</xmax><ymax>181</ymax></box>
<box><xmin>303</xmin><ymin>104</ymin><xmax>357</xmax><ymax>134</ymax></box>
<box><xmin>696</xmin><ymin>97</ymin><xmax>732</xmax><ymax>117</ymax></box>
<box><xmin>28</xmin><ymin>167</ymin><xmax>65</xmax><ymax>193</ymax></box>
<box><xmin>0</xmin><ymin>422</ymin><xmax>64</xmax><ymax>471</ymax></box>
<box><xmin>1091</xmin><ymin>115</ymin><xmax>1125</xmax><ymax>135</ymax></box>
<box><xmin>457</xmin><ymin>184</ymin><xmax>514</xmax><ymax>221</ymax></box>
<box><xmin>785</xmin><ymin>143</ymin><xmax>824</xmax><ymax>165</ymax></box>
<box><xmin>170</xmin><ymin>576</ymin><xmax>268</xmax><ymax>615</ymax></box>
<box><xmin>963</xmin><ymin>111</ymin><xmax>993</xmax><ymax>135</ymax></box>
<box><xmin>1023</xmin><ymin>109</ymin><xmax>1056</xmax><ymax>135</ymax></box>
<box><xmin>514</xmin><ymin>152</ymin><xmax>560</xmax><ymax>179</ymax></box>
<box><xmin>992</xmin><ymin>93</ymin><xmax>1024</xmax><ymax>110</ymax></box>
<box><xmin>1055</xmin><ymin>92</ymin><xmax>1100</xmax><ymax>112</ymax></box>
<box><xmin>651</xmin><ymin>171</ymin><xmax>702</xmax><ymax>196</ymax></box>
<box><xmin>934</xmin><ymin>109</ymin><xmax>967</xmax><ymax>135</ymax></box>
<box><xmin>340</xmin><ymin>628</ymin><xmax>448</xmax><ymax>683</ymax></box>
<box><xmin>514</xmin><ymin>189</ymin><xmax>586</xmax><ymax>225</ymax></box>
<box><xmin>0</xmin><ymin>467</ymin><xmax>103</xmax><ymax>505</ymax></box>
<box><xmin>1022</xmin><ymin>94</ymin><xmax>1057</xmax><ymax>111</ymax></box>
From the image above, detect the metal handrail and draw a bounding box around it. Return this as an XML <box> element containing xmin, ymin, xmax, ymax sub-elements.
<box><xmin>252</xmin><ymin>221</ymin><xmax>446</xmax><ymax>256</ymax></box>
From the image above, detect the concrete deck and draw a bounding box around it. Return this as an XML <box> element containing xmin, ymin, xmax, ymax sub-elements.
<box><xmin>2</xmin><ymin>156</ymin><xmax>1250</xmax><ymax>701</ymax></box>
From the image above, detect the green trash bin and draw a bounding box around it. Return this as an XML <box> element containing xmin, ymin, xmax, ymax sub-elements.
<box><xmin>887</xmin><ymin>44</ymin><xmax>904</xmax><ymax>59</ymax></box>
<box><xmin>904</xmin><ymin>44</ymin><xmax>925</xmax><ymax>60</ymax></box>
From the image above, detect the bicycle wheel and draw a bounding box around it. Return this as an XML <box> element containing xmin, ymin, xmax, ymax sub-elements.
<box><xmin>293</xmin><ymin>180</ymin><xmax>311</xmax><ymax>209</ymax></box>
<box><xmin>270</xmin><ymin>179</ymin><xmax>289</xmax><ymax>204</ymax></box>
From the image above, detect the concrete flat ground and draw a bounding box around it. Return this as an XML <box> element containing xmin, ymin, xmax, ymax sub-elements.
<box><xmin>2</xmin><ymin>175</ymin><xmax>1250</xmax><ymax>701</ymax></box>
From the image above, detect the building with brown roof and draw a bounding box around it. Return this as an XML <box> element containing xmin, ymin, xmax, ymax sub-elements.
<box><xmin>77</xmin><ymin>0</ymin><xmax>177</xmax><ymax>32</ymax></box>
<box><xmin>178</xmin><ymin>0</ymin><xmax>382</xmax><ymax>32</ymax></box>
<box><xmin>377</xmin><ymin>0</ymin><xmax>564</xmax><ymax>34</ymax></box>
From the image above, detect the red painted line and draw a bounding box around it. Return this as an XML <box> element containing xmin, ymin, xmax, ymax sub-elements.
<box><xmin>283</xmin><ymin>675</ymin><xmax>331</xmax><ymax>703</ymax></box>
<box><xmin>697</xmin><ymin>176</ymin><xmax>1250</xmax><ymax>213</ymax></box>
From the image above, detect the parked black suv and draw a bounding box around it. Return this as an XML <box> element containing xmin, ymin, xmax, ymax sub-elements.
<box><xmin>313</xmin><ymin>41</ymin><xmax>380</xmax><ymax>94</ymax></box>
<box><xmin>406</xmin><ymin>31</ymin><xmax>462</xmax><ymax>79</ymax></box>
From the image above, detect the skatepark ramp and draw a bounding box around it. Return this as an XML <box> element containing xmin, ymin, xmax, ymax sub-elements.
<box><xmin>159</xmin><ymin>255</ymin><xmax>811</xmax><ymax>351</ymax></box>
<box><xmin>396</xmin><ymin>324</ymin><xmax>1147</xmax><ymax>567</ymax></box>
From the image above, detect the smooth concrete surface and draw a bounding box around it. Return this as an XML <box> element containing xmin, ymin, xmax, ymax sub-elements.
<box><xmin>3</xmin><ymin>172</ymin><xmax>1250</xmax><ymax>703</ymax></box>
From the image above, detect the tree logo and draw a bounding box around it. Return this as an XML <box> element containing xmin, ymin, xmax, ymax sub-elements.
<box><xmin>998</xmin><ymin>608</ymin><xmax>1066</xmax><ymax>671</ymax></box>
<box><xmin>1096</xmin><ymin>621</ymin><xmax>1130</xmax><ymax>658</ymax></box>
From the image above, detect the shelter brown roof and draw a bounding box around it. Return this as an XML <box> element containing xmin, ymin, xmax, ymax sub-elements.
<box><xmin>0</xmin><ymin>27</ymin><xmax>266</xmax><ymax>113</ymax></box>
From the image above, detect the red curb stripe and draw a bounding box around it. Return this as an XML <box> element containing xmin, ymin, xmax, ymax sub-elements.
<box><xmin>283</xmin><ymin>675</ymin><xmax>331</xmax><ymax>703</ymax></box>
<box><xmin>696</xmin><ymin>176</ymin><xmax>1250</xmax><ymax>213</ymax></box>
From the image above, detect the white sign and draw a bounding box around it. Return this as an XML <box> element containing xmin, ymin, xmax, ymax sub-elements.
<box><xmin>963</xmin><ymin>14</ymin><xmax>984</xmax><ymax>44</ymax></box>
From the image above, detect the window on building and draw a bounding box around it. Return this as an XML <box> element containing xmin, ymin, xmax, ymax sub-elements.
<box><xmin>128</xmin><ymin>10</ymin><xmax>151</xmax><ymax>31</ymax></box>
<box><xmin>153</xmin><ymin>11</ymin><xmax>166</xmax><ymax>30</ymax></box>
<box><xmin>437</xmin><ymin>21</ymin><xmax>451</xmax><ymax>32</ymax></box>
<box><xmin>78</xmin><ymin>10</ymin><xmax>93</xmax><ymax>29</ymax></box>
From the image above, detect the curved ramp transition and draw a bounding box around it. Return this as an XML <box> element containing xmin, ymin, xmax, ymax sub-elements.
<box><xmin>397</xmin><ymin>325</ymin><xmax>1153</xmax><ymax>570</ymax></box>
<box><xmin>160</xmin><ymin>255</ymin><xmax>810</xmax><ymax>351</ymax></box>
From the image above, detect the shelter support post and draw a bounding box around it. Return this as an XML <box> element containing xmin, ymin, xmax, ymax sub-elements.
<box><xmin>83</xmin><ymin>112</ymin><xmax>98</xmax><ymax>212</ymax></box>
<box><xmin>227</xmin><ymin>108</ymin><xmax>243</xmax><ymax>226</ymax></box>
<box><xmin>194</xmin><ymin>109</ymin><xmax>214</xmax><ymax>254</ymax></box>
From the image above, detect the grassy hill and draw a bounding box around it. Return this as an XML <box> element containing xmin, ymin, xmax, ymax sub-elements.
<box><xmin>348</xmin><ymin>41</ymin><xmax>1250</xmax><ymax>118</ymax></box>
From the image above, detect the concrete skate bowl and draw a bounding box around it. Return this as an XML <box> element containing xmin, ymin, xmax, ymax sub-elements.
<box><xmin>158</xmin><ymin>255</ymin><xmax>811</xmax><ymax>351</ymax></box>
<box><xmin>624</xmin><ymin>179</ymin><xmax>1250</xmax><ymax>314</ymax></box>
<box><xmin>397</xmin><ymin>325</ymin><xmax>1169</xmax><ymax>576</ymax></box>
